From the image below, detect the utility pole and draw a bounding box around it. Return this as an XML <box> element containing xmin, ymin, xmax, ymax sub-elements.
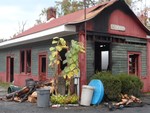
<box><xmin>84</xmin><ymin>0</ymin><xmax>87</xmax><ymax>36</ymax></box>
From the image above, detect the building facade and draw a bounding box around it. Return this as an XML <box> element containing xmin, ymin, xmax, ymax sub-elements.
<box><xmin>0</xmin><ymin>0</ymin><xmax>150</xmax><ymax>92</ymax></box>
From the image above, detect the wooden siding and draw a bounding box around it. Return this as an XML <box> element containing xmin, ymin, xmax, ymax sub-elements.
<box><xmin>86</xmin><ymin>40</ymin><xmax>95</xmax><ymax>79</ymax></box>
<box><xmin>108</xmin><ymin>9</ymin><xmax>147</xmax><ymax>38</ymax></box>
<box><xmin>112</xmin><ymin>40</ymin><xmax>147</xmax><ymax>76</ymax></box>
<box><xmin>0</xmin><ymin>35</ymin><xmax>78</xmax><ymax>83</ymax></box>
<box><xmin>86</xmin><ymin>35</ymin><xmax>147</xmax><ymax>77</ymax></box>
<box><xmin>0</xmin><ymin>48</ymin><xmax>19</xmax><ymax>73</ymax></box>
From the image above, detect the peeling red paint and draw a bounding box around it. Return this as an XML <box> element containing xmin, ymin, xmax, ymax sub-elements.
<box><xmin>79</xmin><ymin>31</ymin><xmax>87</xmax><ymax>89</ymax></box>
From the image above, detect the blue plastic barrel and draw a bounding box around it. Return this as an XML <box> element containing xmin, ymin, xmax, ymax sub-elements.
<box><xmin>88</xmin><ymin>79</ymin><xmax>104</xmax><ymax>105</ymax></box>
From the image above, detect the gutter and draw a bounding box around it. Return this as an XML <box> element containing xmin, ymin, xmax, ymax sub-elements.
<box><xmin>0</xmin><ymin>25</ymin><xmax>76</xmax><ymax>49</ymax></box>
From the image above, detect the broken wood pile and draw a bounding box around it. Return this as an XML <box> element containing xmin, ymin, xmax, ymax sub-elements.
<box><xmin>115</xmin><ymin>94</ymin><xmax>142</xmax><ymax>106</ymax></box>
<box><xmin>104</xmin><ymin>94</ymin><xmax>143</xmax><ymax>111</ymax></box>
<box><xmin>4</xmin><ymin>79</ymin><xmax>55</xmax><ymax>103</ymax></box>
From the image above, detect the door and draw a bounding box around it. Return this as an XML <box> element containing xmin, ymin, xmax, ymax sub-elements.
<box><xmin>6</xmin><ymin>56</ymin><xmax>14</xmax><ymax>82</ymax></box>
<box><xmin>95</xmin><ymin>42</ymin><xmax>111</xmax><ymax>72</ymax></box>
<box><xmin>39</xmin><ymin>54</ymin><xmax>47</xmax><ymax>81</ymax></box>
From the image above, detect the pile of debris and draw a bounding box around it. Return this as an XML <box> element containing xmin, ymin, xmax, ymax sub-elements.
<box><xmin>3</xmin><ymin>79</ymin><xmax>55</xmax><ymax>103</ymax></box>
<box><xmin>104</xmin><ymin>94</ymin><xmax>143</xmax><ymax>111</ymax></box>
<box><xmin>115</xmin><ymin>94</ymin><xmax>142</xmax><ymax>106</ymax></box>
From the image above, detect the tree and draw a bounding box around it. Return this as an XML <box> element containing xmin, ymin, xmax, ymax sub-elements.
<box><xmin>10</xmin><ymin>21</ymin><xmax>27</xmax><ymax>38</ymax></box>
<box><xmin>55</xmin><ymin>0</ymin><xmax>100</xmax><ymax>16</ymax></box>
<box><xmin>35</xmin><ymin>8</ymin><xmax>47</xmax><ymax>25</ymax></box>
<box><xmin>55</xmin><ymin>0</ymin><xmax>82</xmax><ymax>16</ymax></box>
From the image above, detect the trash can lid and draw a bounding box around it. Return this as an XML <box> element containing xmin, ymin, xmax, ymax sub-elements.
<box><xmin>36</xmin><ymin>88</ymin><xmax>50</xmax><ymax>91</ymax></box>
<box><xmin>88</xmin><ymin>79</ymin><xmax>104</xmax><ymax>105</ymax></box>
<box><xmin>82</xmin><ymin>85</ymin><xmax>94</xmax><ymax>90</ymax></box>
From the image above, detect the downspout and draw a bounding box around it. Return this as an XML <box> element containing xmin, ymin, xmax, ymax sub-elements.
<box><xmin>147</xmin><ymin>36</ymin><xmax>150</xmax><ymax>91</ymax></box>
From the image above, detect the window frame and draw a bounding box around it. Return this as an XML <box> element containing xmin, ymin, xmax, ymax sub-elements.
<box><xmin>128</xmin><ymin>51</ymin><xmax>141</xmax><ymax>76</ymax></box>
<box><xmin>20</xmin><ymin>49</ymin><xmax>31</xmax><ymax>74</ymax></box>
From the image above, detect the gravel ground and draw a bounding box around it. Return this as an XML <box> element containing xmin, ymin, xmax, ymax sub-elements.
<box><xmin>1</xmin><ymin>86</ymin><xmax>150</xmax><ymax>113</ymax></box>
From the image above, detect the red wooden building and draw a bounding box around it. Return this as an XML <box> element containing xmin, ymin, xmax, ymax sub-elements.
<box><xmin>0</xmin><ymin>0</ymin><xmax>150</xmax><ymax>92</ymax></box>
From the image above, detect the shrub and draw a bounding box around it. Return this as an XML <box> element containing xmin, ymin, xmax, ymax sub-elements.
<box><xmin>51</xmin><ymin>94</ymin><xmax>78</xmax><ymax>104</ymax></box>
<box><xmin>92</xmin><ymin>71</ymin><xmax>112</xmax><ymax>78</ymax></box>
<box><xmin>117</xmin><ymin>73</ymin><xmax>143</xmax><ymax>97</ymax></box>
<box><xmin>91</xmin><ymin>72</ymin><xmax>122</xmax><ymax>101</ymax></box>
<box><xmin>90</xmin><ymin>72</ymin><xmax>144</xmax><ymax>101</ymax></box>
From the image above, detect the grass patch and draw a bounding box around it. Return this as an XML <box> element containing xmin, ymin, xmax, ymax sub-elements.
<box><xmin>144</xmin><ymin>92</ymin><xmax>150</xmax><ymax>95</ymax></box>
<box><xmin>0</xmin><ymin>82</ymin><xmax>11</xmax><ymax>88</ymax></box>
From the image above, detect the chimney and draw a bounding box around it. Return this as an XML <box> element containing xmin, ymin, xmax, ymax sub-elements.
<box><xmin>47</xmin><ymin>7</ymin><xmax>56</xmax><ymax>21</ymax></box>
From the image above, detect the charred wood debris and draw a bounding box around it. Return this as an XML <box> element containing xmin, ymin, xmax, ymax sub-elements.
<box><xmin>0</xmin><ymin>79</ymin><xmax>55</xmax><ymax>103</ymax></box>
<box><xmin>104</xmin><ymin>94</ymin><xmax>143</xmax><ymax>111</ymax></box>
<box><xmin>0</xmin><ymin>79</ymin><xmax>144</xmax><ymax>110</ymax></box>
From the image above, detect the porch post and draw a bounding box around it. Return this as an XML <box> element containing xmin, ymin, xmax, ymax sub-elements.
<box><xmin>79</xmin><ymin>31</ymin><xmax>87</xmax><ymax>89</ymax></box>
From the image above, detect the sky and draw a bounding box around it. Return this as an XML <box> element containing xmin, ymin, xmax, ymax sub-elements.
<box><xmin>0</xmin><ymin>0</ymin><xmax>150</xmax><ymax>39</ymax></box>
<box><xmin>0</xmin><ymin>0</ymin><xmax>56</xmax><ymax>39</ymax></box>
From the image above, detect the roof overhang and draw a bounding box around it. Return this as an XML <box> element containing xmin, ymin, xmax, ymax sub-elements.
<box><xmin>0</xmin><ymin>25</ymin><xmax>76</xmax><ymax>49</ymax></box>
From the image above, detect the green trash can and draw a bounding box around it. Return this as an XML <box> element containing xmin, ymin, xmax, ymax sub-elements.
<box><xmin>37</xmin><ymin>88</ymin><xmax>50</xmax><ymax>107</ymax></box>
<box><xmin>7</xmin><ymin>85</ymin><xmax>21</xmax><ymax>94</ymax></box>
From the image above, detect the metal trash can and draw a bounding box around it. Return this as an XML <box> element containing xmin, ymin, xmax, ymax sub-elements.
<box><xmin>25</xmin><ymin>78</ymin><xmax>35</xmax><ymax>88</ymax></box>
<box><xmin>37</xmin><ymin>88</ymin><xmax>50</xmax><ymax>107</ymax></box>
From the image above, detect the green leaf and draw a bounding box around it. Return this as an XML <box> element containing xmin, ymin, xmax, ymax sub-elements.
<box><xmin>52</xmin><ymin>51</ymin><xmax>58</xmax><ymax>57</ymax></box>
<box><xmin>64</xmin><ymin>67</ymin><xmax>70</xmax><ymax>73</ymax></box>
<box><xmin>49</xmin><ymin>55</ymin><xmax>54</xmax><ymax>61</ymax></box>
<box><xmin>56</xmin><ymin>46</ymin><xmax>62</xmax><ymax>51</ymax></box>
<box><xmin>73</xmin><ymin>55</ymin><xmax>78</xmax><ymax>61</ymax></box>
<box><xmin>73</xmin><ymin>69</ymin><xmax>79</xmax><ymax>75</ymax></box>
<box><xmin>53</xmin><ymin>37</ymin><xmax>59</xmax><ymax>39</ymax></box>
<box><xmin>52</xmin><ymin>40</ymin><xmax>58</xmax><ymax>44</ymax></box>
<box><xmin>63</xmin><ymin>60</ymin><xmax>67</xmax><ymax>64</ymax></box>
<box><xmin>65</xmin><ymin>51</ymin><xmax>72</xmax><ymax>58</ymax></box>
<box><xmin>60</xmin><ymin>38</ymin><xmax>66</xmax><ymax>46</ymax></box>
<box><xmin>49</xmin><ymin>47</ymin><xmax>55</xmax><ymax>51</ymax></box>
<box><xmin>70</xmin><ymin>64</ymin><xmax>76</xmax><ymax>71</ymax></box>
<box><xmin>68</xmin><ymin>59</ymin><xmax>74</xmax><ymax>64</ymax></box>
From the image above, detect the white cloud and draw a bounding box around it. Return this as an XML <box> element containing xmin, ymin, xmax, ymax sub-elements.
<box><xmin>0</xmin><ymin>1</ymin><xmax>54</xmax><ymax>39</ymax></box>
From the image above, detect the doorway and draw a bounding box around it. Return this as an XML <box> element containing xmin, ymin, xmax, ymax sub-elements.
<box><xmin>6</xmin><ymin>56</ymin><xmax>14</xmax><ymax>82</ymax></box>
<box><xmin>39</xmin><ymin>54</ymin><xmax>47</xmax><ymax>81</ymax></box>
<box><xmin>95</xmin><ymin>42</ymin><xmax>111</xmax><ymax>72</ymax></box>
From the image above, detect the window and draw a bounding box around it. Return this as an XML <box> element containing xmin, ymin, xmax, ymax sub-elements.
<box><xmin>128</xmin><ymin>52</ymin><xmax>141</xmax><ymax>76</ymax></box>
<box><xmin>41</xmin><ymin>57</ymin><xmax>46</xmax><ymax>73</ymax></box>
<box><xmin>20</xmin><ymin>51</ymin><xmax>25</xmax><ymax>72</ymax></box>
<box><xmin>20</xmin><ymin>49</ymin><xmax>31</xmax><ymax>74</ymax></box>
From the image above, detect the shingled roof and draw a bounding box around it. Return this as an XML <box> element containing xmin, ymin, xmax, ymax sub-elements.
<box><xmin>1</xmin><ymin>0</ymin><xmax>150</xmax><ymax>48</ymax></box>
<box><xmin>16</xmin><ymin>0</ymin><xmax>117</xmax><ymax>38</ymax></box>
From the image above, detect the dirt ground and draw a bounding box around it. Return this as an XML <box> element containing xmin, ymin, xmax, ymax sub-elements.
<box><xmin>1</xmin><ymin>86</ymin><xmax>150</xmax><ymax>113</ymax></box>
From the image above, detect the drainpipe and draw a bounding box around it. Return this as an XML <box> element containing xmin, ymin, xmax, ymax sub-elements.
<box><xmin>147</xmin><ymin>36</ymin><xmax>150</xmax><ymax>91</ymax></box>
